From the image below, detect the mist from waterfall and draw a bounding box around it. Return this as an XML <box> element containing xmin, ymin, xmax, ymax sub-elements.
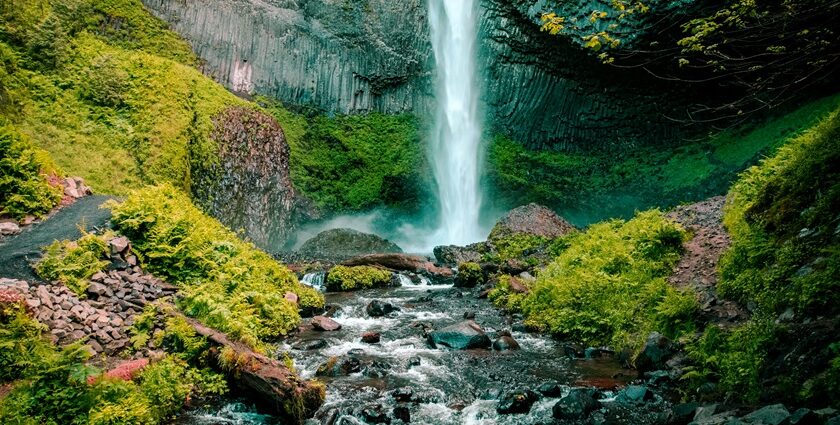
<box><xmin>426</xmin><ymin>0</ymin><xmax>485</xmax><ymax>247</ymax></box>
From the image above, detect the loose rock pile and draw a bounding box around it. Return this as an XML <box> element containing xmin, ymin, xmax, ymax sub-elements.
<box><xmin>0</xmin><ymin>266</ymin><xmax>176</xmax><ymax>355</ymax></box>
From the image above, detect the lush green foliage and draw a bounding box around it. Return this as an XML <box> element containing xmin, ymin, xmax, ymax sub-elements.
<box><xmin>487</xmin><ymin>94</ymin><xmax>840</xmax><ymax>223</ymax></box>
<box><xmin>518</xmin><ymin>211</ymin><xmax>695</xmax><ymax>349</ymax></box>
<box><xmin>684</xmin><ymin>106</ymin><xmax>840</xmax><ymax>405</ymax></box>
<box><xmin>0</xmin><ymin>0</ymin><xmax>248</xmax><ymax>195</ymax></box>
<box><xmin>325</xmin><ymin>265</ymin><xmax>392</xmax><ymax>291</ymax></box>
<box><xmin>488</xmin><ymin>275</ymin><xmax>530</xmax><ymax>312</ymax></box>
<box><xmin>35</xmin><ymin>231</ymin><xmax>110</xmax><ymax>296</ymax></box>
<box><xmin>108</xmin><ymin>185</ymin><xmax>323</xmax><ymax>349</ymax></box>
<box><xmin>0</xmin><ymin>302</ymin><xmax>222</xmax><ymax>424</ymax></box>
<box><xmin>260</xmin><ymin>99</ymin><xmax>430</xmax><ymax>212</ymax></box>
<box><xmin>455</xmin><ymin>262</ymin><xmax>484</xmax><ymax>287</ymax></box>
<box><xmin>0</xmin><ymin>122</ymin><xmax>62</xmax><ymax>219</ymax></box>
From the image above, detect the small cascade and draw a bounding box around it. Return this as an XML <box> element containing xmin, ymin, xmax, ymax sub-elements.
<box><xmin>300</xmin><ymin>271</ymin><xmax>326</xmax><ymax>292</ymax></box>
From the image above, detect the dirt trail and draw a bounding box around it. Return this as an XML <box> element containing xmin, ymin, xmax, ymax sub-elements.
<box><xmin>0</xmin><ymin>195</ymin><xmax>115</xmax><ymax>280</ymax></box>
<box><xmin>666</xmin><ymin>196</ymin><xmax>747</xmax><ymax>324</ymax></box>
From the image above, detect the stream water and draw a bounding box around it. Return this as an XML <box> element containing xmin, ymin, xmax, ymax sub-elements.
<box><xmin>178</xmin><ymin>273</ymin><xmax>639</xmax><ymax>424</ymax></box>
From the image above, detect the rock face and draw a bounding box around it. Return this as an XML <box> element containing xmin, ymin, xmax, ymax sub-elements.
<box><xmin>427</xmin><ymin>320</ymin><xmax>491</xmax><ymax>350</ymax></box>
<box><xmin>489</xmin><ymin>203</ymin><xmax>576</xmax><ymax>240</ymax></box>
<box><xmin>141</xmin><ymin>0</ymin><xmax>687</xmax><ymax>149</ymax></box>
<box><xmin>191</xmin><ymin>106</ymin><xmax>308</xmax><ymax>251</ymax></box>
<box><xmin>298</xmin><ymin>228</ymin><xmax>403</xmax><ymax>261</ymax></box>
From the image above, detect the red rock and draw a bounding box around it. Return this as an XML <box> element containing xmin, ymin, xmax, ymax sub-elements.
<box><xmin>508</xmin><ymin>277</ymin><xmax>529</xmax><ymax>294</ymax></box>
<box><xmin>361</xmin><ymin>331</ymin><xmax>381</xmax><ymax>343</ymax></box>
<box><xmin>284</xmin><ymin>292</ymin><xmax>299</xmax><ymax>304</ymax></box>
<box><xmin>311</xmin><ymin>315</ymin><xmax>342</xmax><ymax>331</ymax></box>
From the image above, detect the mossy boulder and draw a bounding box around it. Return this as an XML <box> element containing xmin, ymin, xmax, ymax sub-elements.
<box><xmin>325</xmin><ymin>265</ymin><xmax>393</xmax><ymax>292</ymax></box>
<box><xmin>298</xmin><ymin>228</ymin><xmax>403</xmax><ymax>261</ymax></box>
<box><xmin>454</xmin><ymin>262</ymin><xmax>484</xmax><ymax>288</ymax></box>
<box><xmin>489</xmin><ymin>203</ymin><xmax>575</xmax><ymax>241</ymax></box>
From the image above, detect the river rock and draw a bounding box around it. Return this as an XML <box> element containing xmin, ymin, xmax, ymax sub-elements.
<box><xmin>427</xmin><ymin>320</ymin><xmax>491</xmax><ymax>350</ymax></box>
<box><xmin>634</xmin><ymin>332</ymin><xmax>674</xmax><ymax>374</ymax></box>
<box><xmin>293</xmin><ymin>339</ymin><xmax>328</xmax><ymax>351</ymax></box>
<box><xmin>311</xmin><ymin>316</ymin><xmax>342</xmax><ymax>331</ymax></box>
<box><xmin>393</xmin><ymin>405</ymin><xmax>410</xmax><ymax>423</ymax></box>
<box><xmin>538</xmin><ymin>382</ymin><xmax>564</xmax><ymax>397</ymax></box>
<box><xmin>784</xmin><ymin>408</ymin><xmax>818</xmax><ymax>424</ymax></box>
<box><xmin>0</xmin><ymin>222</ymin><xmax>21</xmax><ymax>236</ymax></box>
<box><xmin>489</xmin><ymin>203</ymin><xmax>575</xmax><ymax>241</ymax></box>
<box><xmin>298</xmin><ymin>228</ymin><xmax>402</xmax><ymax>260</ymax></box>
<box><xmin>616</xmin><ymin>385</ymin><xmax>653</xmax><ymax>404</ymax></box>
<box><xmin>366</xmin><ymin>300</ymin><xmax>397</xmax><ymax>317</ymax></box>
<box><xmin>496</xmin><ymin>388</ymin><xmax>539</xmax><ymax>414</ymax></box>
<box><xmin>492</xmin><ymin>335</ymin><xmax>520</xmax><ymax>351</ymax></box>
<box><xmin>361</xmin><ymin>331</ymin><xmax>381</xmax><ymax>344</ymax></box>
<box><xmin>315</xmin><ymin>356</ymin><xmax>361</xmax><ymax>377</ymax></box>
<box><xmin>392</xmin><ymin>387</ymin><xmax>413</xmax><ymax>402</ymax></box>
<box><xmin>360</xmin><ymin>404</ymin><xmax>389</xmax><ymax>424</ymax></box>
<box><xmin>553</xmin><ymin>388</ymin><xmax>601</xmax><ymax>420</ymax></box>
<box><xmin>741</xmin><ymin>404</ymin><xmax>789</xmax><ymax>425</ymax></box>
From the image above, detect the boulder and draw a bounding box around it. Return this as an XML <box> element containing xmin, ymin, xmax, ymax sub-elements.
<box><xmin>0</xmin><ymin>222</ymin><xmax>21</xmax><ymax>236</ymax></box>
<box><xmin>489</xmin><ymin>203</ymin><xmax>575</xmax><ymax>241</ymax></box>
<box><xmin>298</xmin><ymin>228</ymin><xmax>402</xmax><ymax>260</ymax></box>
<box><xmin>496</xmin><ymin>388</ymin><xmax>539</xmax><ymax>414</ymax></box>
<box><xmin>670</xmin><ymin>402</ymin><xmax>701</xmax><ymax>425</ymax></box>
<box><xmin>292</xmin><ymin>339</ymin><xmax>328</xmax><ymax>351</ymax></box>
<box><xmin>315</xmin><ymin>355</ymin><xmax>362</xmax><ymax>377</ymax></box>
<box><xmin>553</xmin><ymin>388</ymin><xmax>601</xmax><ymax>420</ymax></box>
<box><xmin>366</xmin><ymin>300</ymin><xmax>397</xmax><ymax>317</ymax></box>
<box><xmin>634</xmin><ymin>332</ymin><xmax>674</xmax><ymax>374</ymax></box>
<box><xmin>393</xmin><ymin>405</ymin><xmax>410</xmax><ymax>423</ymax></box>
<box><xmin>311</xmin><ymin>316</ymin><xmax>342</xmax><ymax>331</ymax></box>
<box><xmin>433</xmin><ymin>244</ymin><xmax>482</xmax><ymax>267</ymax></box>
<box><xmin>508</xmin><ymin>276</ymin><xmax>530</xmax><ymax>294</ymax></box>
<box><xmin>741</xmin><ymin>404</ymin><xmax>789</xmax><ymax>425</ymax></box>
<box><xmin>784</xmin><ymin>408</ymin><xmax>817</xmax><ymax>425</ymax></box>
<box><xmin>361</xmin><ymin>332</ymin><xmax>381</xmax><ymax>344</ymax></box>
<box><xmin>616</xmin><ymin>385</ymin><xmax>653</xmax><ymax>404</ymax></box>
<box><xmin>493</xmin><ymin>335</ymin><xmax>521</xmax><ymax>351</ymax></box>
<box><xmin>538</xmin><ymin>382</ymin><xmax>564</xmax><ymax>397</ymax></box>
<box><xmin>427</xmin><ymin>320</ymin><xmax>491</xmax><ymax>350</ymax></box>
<box><xmin>108</xmin><ymin>236</ymin><xmax>130</xmax><ymax>255</ymax></box>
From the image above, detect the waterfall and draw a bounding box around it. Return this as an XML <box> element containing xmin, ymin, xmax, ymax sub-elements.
<box><xmin>427</xmin><ymin>0</ymin><xmax>484</xmax><ymax>246</ymax></box>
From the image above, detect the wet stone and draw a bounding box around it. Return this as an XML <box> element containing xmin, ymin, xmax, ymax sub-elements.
<box><xmin>496</xmin><ymin>388</ymin><xmax>539</xmax><ymax>414</ymax></box>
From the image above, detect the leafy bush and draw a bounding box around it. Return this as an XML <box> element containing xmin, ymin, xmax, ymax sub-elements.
<box><xmin>455</xmin><ymin>262</ymin><xmax>484</xmax><ymax>287</ymax></box>
<box><xmin>325</xmin><ymin>265</ymin><xmax>392</xmax><ymax>291</ymax></box>
<box><xmin>88</xmin><ymin>379</ymin><xmax>155</xmax><ymax>425</ymax></box>
<box><xmin>0</xmin><ymin>123</ymin><xmax>62</xmax><ymax>219</ymax></box>
<box><xmin>35</xmin><ymin>231</ymin><xmax>110</xmax><ymax>296</ymax></box>
<box><xmin>519</xmin><ymin>210</ymin><xmax>694</xmax><ymax>349</ymax></box>
<box><xmin>488</xmin><ymin>275</ymin><xmax>530</xmax><ymax>312</ymax></box>
<box><xmin>137</xmin><ymin>356</ymin><xmax>225</xmax><ymax>422</ymax></box>
<box><xmin>108</xmin><ymin>185</ymin><xmax>323</xmax><ymax>348</ymax></box>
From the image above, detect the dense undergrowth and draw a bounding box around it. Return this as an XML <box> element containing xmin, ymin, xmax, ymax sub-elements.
<box><xmin>683</xmin><ymin>107</ymin><xmax>840</xmax><ymax>406</ymax></box>
<box><xmin>487</xmin><ymin>94</ymin><xmax>840</xmax><ymax>224</ymax></box>
<box><xmin>496</xmin><ymin>211</ymin><xmax>696</xmax><ymax>350</ymax></box>
<box><xmin>0</xmin><ymin>122</ymin><xmax>62</xmax><ymax>219</ymax></box>
<box><xmin>35</xmin><ymin>231</ymin><xmax>111</xmax><ymax>296</ymax></box>
<box><xmin>0</xmin><ymin>300</ymin><xmax>226</xmax><ymax>424</ymax></box>
<box><xmin>108</xmin><ymin>185</ymin><xmax>324</xmax><ymax>350</ymax></box>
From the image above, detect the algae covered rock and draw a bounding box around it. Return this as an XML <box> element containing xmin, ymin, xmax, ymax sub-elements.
<box><xmin>427</xmin><ymin>320</ymin><xmax>491</xmax><ymax>350</ymax></box>
<box><xmin>298</xmin><ymin>228</ymin><xmax>402</xmax><ymax>261</ymax></box>
<box><xmin>325</xmin><ymin>265</ymin><xmax>393</xmax><ymax>291</ymax></box>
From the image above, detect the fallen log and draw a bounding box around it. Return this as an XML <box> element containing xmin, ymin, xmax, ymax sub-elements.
<box><xmin>175</xmin><ymin>313</ymin><xmax>325</xmax><ymax>421</ymax></box>
<box><xmin>342</xmin><ymin>253</ymin><xmax>453</xmax><ymax>278</ymax></box>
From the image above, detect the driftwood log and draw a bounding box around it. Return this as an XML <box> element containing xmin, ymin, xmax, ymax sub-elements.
<box><xmin>342</xmin><ymin>253</ymin><xmax>453</xmax><ymax>278</ymax></box>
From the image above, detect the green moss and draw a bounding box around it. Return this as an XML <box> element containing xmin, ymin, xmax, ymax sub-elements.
<box><xmin>0</xmin><ymin>122</ymin><xmax>62</xmax><ymax>219</ymax></box>
<box><xmin>519</xmin><ymin>210</ymin><xmax>694</xmax><ymax>349</ymax></box>
<box><xmin>34</xmin><ymin>231</ymin><xmax>110</xmax><ymax>296</ymax></box>
<box><xmin>259</xmin><ymin>98</ymin><xmax>429</xmax><ymax>212</ymax></box>
<box><xmin>325</xmin><ymin>265</ymin><xmax>392</xmax><ymax>291</ymax></box>
<box><xmin>108</xmin><ymin>185</ymin><xmax>324</xmax><ymax>349</ymax></box>
<box><xmin>487</xmin><ymin>93</ymin><xmax>840</xmax><ymax>222</ymax></box>
<box><xmin>455</xmin><ymin>262</ymin><xmax>484</xmax><ymax>287</ymax></box>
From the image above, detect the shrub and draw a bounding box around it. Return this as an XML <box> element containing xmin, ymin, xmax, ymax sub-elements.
<box><xmin>0</xmin><ymin>123</ymin><xmax>62</xmax><ymax>219</ymax></box>
<box><xmin>455</xmin><ymin>262</ymin><xmax>484</xmax><ymax>287</ymax></box>
<box><xmin>136</xmin><ymin>357</ymin><xmax>220</xmax><ymax>421</ymax></box>
<box><xmin>519</xmin><ymin>210</ymin><xmax>693</xmax><ymax>349</ymax></box>
<box><xmin>88</xmin><ymin>379</ymin><xmax>155</xmax><ymax>425</ymax></box>
<box><xmin>325</xmin><ymin>265</ymin><xmax>392</xmax><ymax>291</ymax></box>
<box><xmin>488</xmin><ymin>275</ymin><xmax>530</xmax><ymax>312</ymax></box>
<box><xmin>35</xmin><ymin>231</ymin><xmax>110</xmax><ymax>296</ymax></box>
<box><xmin>108</xmin><ymin>185</ymin><xmax>323</xmax><ymax>348</ymax></box>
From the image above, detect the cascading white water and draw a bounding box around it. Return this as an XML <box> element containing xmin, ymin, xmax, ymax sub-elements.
<box><xmin>427</xmin><ymin>0</ymin><xmax>484</xmax><ymax>246</ymax></box>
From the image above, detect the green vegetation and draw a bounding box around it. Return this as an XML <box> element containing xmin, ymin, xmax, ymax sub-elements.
<box><xmin>35</xmin><ymin>231</ymin><xmax>110</xmax><ymax>296</ymax></box>
<box><xmin>487</xmin><ymin>94</ymin><xmax>840</xmax><ymax>222</ymax></box>
<box><xmin>513</xmin><ymin>211</ymin><xmax>695</xmax><ymax>349</ymax></box>
<box><xmin>683</xmin><ymin>106</ymin><xmax>840</xmax><ymax>405</ymax></box>
<box><xmin>0</xmin><ymin>0</ymin><xmax>247</xmax><ymax>195</ymax></box>
<box><xmin>455</xmin><ymin>262</ymin><xmax>484</xmax><ymax>287</ymax></box>
<box><xmin>108</xmin><ymin>185</ymin><xmax>324</xmax><ymax>349</ymax></box>
<box><xmin>259</xmin><ymin>98</ymin><xmax>429</xmax><ymax>212</ymax></box>
<box><xmin>325</xmin><ymin>265</ymin><xmax>392</xmax><ymax>291</ymax></box>
<box><xmin>0</xmin><ymin>122</ymin><xmax>62</xmax><ymax>219</ymax></box>
<box><xmin>0</xmin><ymin>300</ymin><xmax>225</xmax><ymax>424</ymax></box>
<box><xmin>488</xmin><ymin>275</ymin><xmax>531</xmax><ymax>312</ymax></box>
